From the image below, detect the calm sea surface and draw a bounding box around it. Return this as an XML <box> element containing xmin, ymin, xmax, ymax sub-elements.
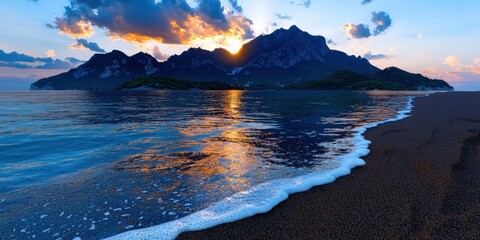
<box><xmin>0</xmin><ymin>90</ymin><xmax>426</xmax><ymax>239</ymax></box>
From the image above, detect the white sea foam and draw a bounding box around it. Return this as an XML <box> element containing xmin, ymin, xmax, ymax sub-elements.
<box><xmin>108</xmin><ymin>97</ymin><xmax>415</xmax><ymax>240</ymax></box>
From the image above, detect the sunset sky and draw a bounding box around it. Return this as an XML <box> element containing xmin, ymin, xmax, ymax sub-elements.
<box><xmin>0</xmin><ymin>0</ymin><xmax>478</xmax><ymax>90</ymax></box>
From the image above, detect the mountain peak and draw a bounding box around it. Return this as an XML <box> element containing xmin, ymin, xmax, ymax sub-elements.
<box><xmin>131</xmin><ymin>51</ymin><xmax>155</xmax><ymax>59</ymax></box>
<box><xmin>383</xmin><ymin>66</ymin><xmax>403</xmax><ymax>72</ymax></box>
<box><xmin>108</xmin><ymin>50</ymin><xmax>128</xmax><ymax>57</ymax></box>
<box><xmin>31</xmin><ymin>26</ymin><xmax>390</xmax><ymax>90</ymax></box>
<box><xmin>288</xmin><ymin>25</ymin><xmax>301</xmax><ymax>32</ymax></box>
<box><xmin>87</xmin><ymin>50</ymin><xmax>128</xmax><ymax>64</ymax></box>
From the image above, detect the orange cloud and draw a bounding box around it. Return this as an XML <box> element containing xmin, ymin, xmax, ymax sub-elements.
<box><xmin>422</xmin><ymin>66</ymin><xmax>461</xmax><ymax>82</ymax></box>
<box><xmin>69</xmin><ymin>43</ymin><xmax>85</xmax><ymax>51</ymax></box>
<box><xmin>53</xmin><ymin>17</ymin><xmax>94</xmax><ymax>39</ymax></box>
<box><xmin>49</xmin><ymin>0</ymin><xmax>254</xmax><ymax>51</ymax></box>
<box><xmin>46</xmin><ymin>49</ymin><xmax>55</xmax><ymax>58</ymax></box>
<box><xmin>423</xmin><ymin>57</ymin><xmax>480</xmax><ymax>84</ymax></box>
<box><xmin>465</xmin><ymin>58</ymin><xmax>480</xmax><ymax>74</ymax></box>
<box><xmin>442</xmin><ymin>55</ymin><xmax>461</xmax><ymax>68</ymax></box>
<box><xmin>107</xmin><ymin>14</ymin><xmax>252</xmax><ymax>50</ymax></box>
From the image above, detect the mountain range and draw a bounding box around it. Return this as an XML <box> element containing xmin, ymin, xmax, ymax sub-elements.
<box><xmin>30</xmin><ymin>25</ymin><xmax>453</xmax><ymax>91</ymax></box>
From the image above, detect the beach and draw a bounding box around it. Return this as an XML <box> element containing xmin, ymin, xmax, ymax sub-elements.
<box><xmin>179</xmin><ymin>91</ymin><xmax>480</xmax><ymax>239</ymax></box>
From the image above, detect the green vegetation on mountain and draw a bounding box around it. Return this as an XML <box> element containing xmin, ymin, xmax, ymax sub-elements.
<box><xmin>289</xmin><ymin>70</ymin><xmax>404</xmax><ymax>90</ymax></box>
<box><xmin>374</xmin><ymin>67</ymin><xmax>453</xmax><ymax>90</ymax></box>
<box><xmin>118</xmin><ymin>76</ymin><xmax>242</xmax><ymax>90</ymax></box>
<box><xmin>289</xmin><ymin>68</ymin><xmax>453</xmax><ymax>91</ymax></box>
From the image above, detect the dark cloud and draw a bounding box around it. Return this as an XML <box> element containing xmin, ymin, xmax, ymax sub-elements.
<box><xmin>228</xmin><ymin>0</ymin><xmax>243</xmax><ymax>13</ymax></box>
<box><xmin>72</xmin><ymin>39</ymin><xmax>106</xmax><ymax>53</ymax></box>
<box><xmin>343</xmin><ymin>23</ymin><xmax>371</xmax><ymax>39</ymax></box>
<box><xmin>275</xmin><ymin>13</ymin><xmax>292</xmax><ymax>20</ymax></box>
<box><xmin>49</xmin><ymin>0</ymin><xmax>254</xmax><ymax>44</ymax></box>
<box><xmin>371</xmin><ymin>11</ymin><xmax>392</xmax><ymax>35</ymax></box>
<box><xmin>327</xmin><ymin>39</ymin><xmax>336</xmax><ymax>45</ymax></box>
<box><xmin>0</xmin><ymin>49</ymin><xmax>52</xmax><ymax>63</ymax></box>
<box><xmin>0</xmin><ymin>62</ymin><xmax>32</xmax><ymax>68</ymax></box>
<box><xmin>197</xmin><ymin>0</ymin><xmax>228</xmax><ymax>29</ymax></box>
<box><xmin>363</xmin><ymin>51</ymin><xmax>391</xmax><ymax>60</ymax></box>
<box><xmin>65</xmin><ymin>57</ymin><xmax>84</xmax><ymax>64</ymax></box>
<box><xmin>0</xmin><ymin>49</ymin><xmax>80</xmax><ymax>70</ymax></box>
<box><xmin>36</xmin><ymin>59</ymin><xmax>74</xmax><ymax>69</ymax></box>
<box><xmin>0</xmin><ymin>49</ymin><xmax>36</xmax><ymax>63</ymax></box>
<box><xmin>361</xmin><ymin>0</ymin><xmax>373</xmax><ymax>5</ymax></box>
<box><xmin>343</xmin><ymin>11</ymin><xmax>392</xmax><ymax>39</ymax></box>
<box><xmin>290</xmin><ymin>0</ymin><xmax>311</xmax><ymax>8</ymax></box>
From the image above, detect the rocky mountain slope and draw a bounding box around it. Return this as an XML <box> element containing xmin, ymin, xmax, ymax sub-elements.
<box><xmin>30</xmin><ymin>25</ymin><xmax>452</xmax><ymax>90</ymax></box>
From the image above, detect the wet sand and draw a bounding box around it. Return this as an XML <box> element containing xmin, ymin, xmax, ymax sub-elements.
<box><xmin>179</xmin><ymin>91</ymin><xmax>480</xmax><ymax>239</ymax></box>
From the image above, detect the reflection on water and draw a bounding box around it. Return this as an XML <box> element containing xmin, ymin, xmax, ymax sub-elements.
<box><xmin>0</xmin><ymin>90</ymin><xmax>428</xmax><ymax>239</ymax></box>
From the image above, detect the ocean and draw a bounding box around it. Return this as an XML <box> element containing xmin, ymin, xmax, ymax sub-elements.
<box><xmin>0</xmin><ymin>90</ymin><xmax>427</xmax><ymax>239</ymax></box>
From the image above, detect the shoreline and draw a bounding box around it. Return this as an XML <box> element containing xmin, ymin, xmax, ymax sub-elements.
<box><xmin>0</xmin><ymin>90</ymin><xmax>420</xmax><ymax>240</ymax></box>
<box><xmin>110</xmin><ymin>92</ymin><xmax>418</xmax><ymax>239</ymax></box>
<box><xmin>178</xmin><ymin>91</ymin><xmax>480</xmax><ymax>239</ymax></box>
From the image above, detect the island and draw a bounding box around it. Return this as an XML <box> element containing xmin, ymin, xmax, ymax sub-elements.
<box><xmin>30</xmin><ymin>26</ymin><xmax>453</xmax><ymax>91</ymax></box>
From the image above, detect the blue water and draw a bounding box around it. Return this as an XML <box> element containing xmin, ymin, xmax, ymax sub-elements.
<box><xmin>0</xmin><ymin>90</ymin><xmax>426</xmax><ymax>239</ymax></box>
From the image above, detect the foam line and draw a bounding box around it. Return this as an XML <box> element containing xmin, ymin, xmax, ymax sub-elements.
<box><xmin>107</xmin><ymin>96</ymin><xmax>415</xmax><ymax>240</ymax></box>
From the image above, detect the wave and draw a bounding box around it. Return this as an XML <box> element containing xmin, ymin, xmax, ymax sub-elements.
<box><xmin>107</xmin><ymin>96</ymin><xmax>415</xmax><ymax>240</ymax></box>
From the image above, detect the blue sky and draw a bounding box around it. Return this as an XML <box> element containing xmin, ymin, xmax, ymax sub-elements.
<box><xmin>0</xmin><ymin>0</ymin><xmax>478</xmax><ymax>90</ymax></box>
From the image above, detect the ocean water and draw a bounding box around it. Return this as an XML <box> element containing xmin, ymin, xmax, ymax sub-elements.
<box><xmin>0</xmin><ymin>90</ymin><xmax>426</xmax><ymax>239</ymax></box>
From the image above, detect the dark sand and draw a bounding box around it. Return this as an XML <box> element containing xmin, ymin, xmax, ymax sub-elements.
<box><xmin>179</xmin><ymin>92</ymin><xmax>480</xmax><ymax>239</ymax></box>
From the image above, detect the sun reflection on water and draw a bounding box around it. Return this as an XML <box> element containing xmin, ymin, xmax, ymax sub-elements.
<box><xmin>117</xmin><ymin>90</ymin><xmax>262</xmax><ymax>192</ymax></box>
<box><xmin>176</xmin><ymin>90</ymin><xmax>257</xmax><ymax>190</ymax></box>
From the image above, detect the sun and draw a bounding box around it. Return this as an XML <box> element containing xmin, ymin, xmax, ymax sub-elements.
<box><xmin>223</xmin><ymin>38</ymin><xmax>244</xmax><ymax>54</ymax></box>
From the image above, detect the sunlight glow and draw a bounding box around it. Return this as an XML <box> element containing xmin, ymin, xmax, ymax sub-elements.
<box><xmin>223</xmin><ymin>38</ymin><xmax>244</xmax><ymax>54</ymax></box>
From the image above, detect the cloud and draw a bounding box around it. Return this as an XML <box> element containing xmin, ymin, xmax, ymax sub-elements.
<box><xmin>363</xmin><ymin>51</ymin><xmax>391</xmax><ymax>60</ymax></box>
<box><xmin>442</xmin><ymin>55</ymin><xmax>461</xmax><ymax>68</ymax></box>
<box><xmin>0</xmin><ymin>49</ymin><xmax>52</xmax><ymax>63</ymax></box>
<box><xmin>444</xmin><ymin>56</ymin><xmax>480</xmax><ymax>75</ymax></box>
<box><xmin>48</xmin><ymin>19</ymin><xmax>95</xmax><ymax>39</ymax></box>
<box><xmin>416</xmin><ymin>33</ymin><xmax>424</xmax><ymax>40</ymax></box>
<box><xmin>36</xmin><ymin>59</ymin><xmax>74</xmax><ymax>69</ymax></box>
<box><xmin>46</xmin><ymin>50</ymin><xmax>56</xmax><ymax>58</ymax></box>
<box><xmin>361</xmin><ymin>0</ymin><xmax>373</xmax><ymax>5</ymax></box>
<box><xmin>342</xmin><ymin>23</ymin><xmax>371</xmax><ymax>39</ymax></box>
<box><xmin>275</xmin><ymin>13</ymin><xmax>292</xmax><ymax>20</ymax></box>
<box><xmin>423</xmin><ymin>57</ymin><xmax>480</xmax><ymax>90</ymax></box>
<box><xmin>65</xmin><ymin>57</ymin><xmax>84</xmax><ymax>64</ymax></box>
<box><xmin>0</xmin><ymin>49</ymin><xmax>81</xmax><ymax>70</ymax></box>
<box><xmin>0</xmin><ymin>62</ymin><xmax>32</xmax><ymax>69</ymax></box>
<box><xmin>0</xmin><ymin>49</ymin><xmax>37</xmax><ymax>63</ymax></box>
<box><xmin>152</xmin><ymin>46</ymin><xmax>170</xmax><ymax>61</ymax></box>
<box><xmin>48</xmin><ymin>0</ymin><xmax>254</xmax><ymax>45</ymax></box>
<box><xmin>71</xmin><ymin>39</ymin><xmax>106</xmax><ymax>53</ymax></box>
<box><xmin>290</xmin><ymin>0</ymin><xmax>311</xmax><ymax>8</ymax></box>
<box><xmin>371</xmin><ymin>11</ymin><xmax>392</xmax><ymax>35</ymax></box>
<box><xmin>327</xmin><ymin>39</ymin><xmax>336</xmax><ymax>45</ymax></box>
<box><xmin>343</xmin><ymin>11</ymin><xmax>392</xmax><ymax>39</ymax></box>
<box><xmin>197</xmin><ymin>0</ymin><xmax>228</xmax><ymax>28</ymax></box>
<box><xmin>228</xmin><ymin>0</ymin><xmax>243</xmax><ymax>13</ymax></box>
